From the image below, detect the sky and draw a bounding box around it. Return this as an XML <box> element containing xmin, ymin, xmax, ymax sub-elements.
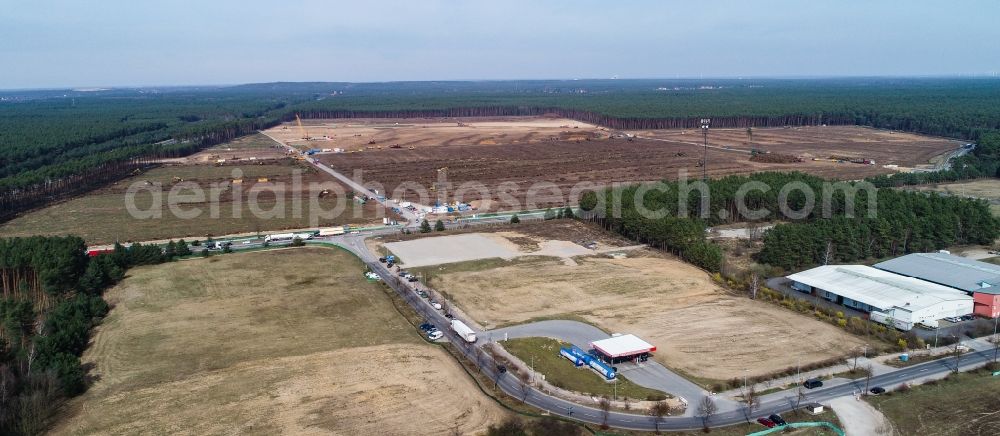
<box><xmin>2</xmin><ymin>0</ymin><xmax>999</xmax><ymax>89</ymax></box>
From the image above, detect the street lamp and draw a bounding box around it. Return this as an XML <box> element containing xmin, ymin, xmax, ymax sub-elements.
<box><xmin>700</xmin><ymin>119</ymin><xmax>711</xmax><ymax>181</ymax></box>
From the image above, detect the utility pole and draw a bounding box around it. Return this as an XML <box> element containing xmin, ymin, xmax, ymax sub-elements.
<box><xmin>700</xmin><ymin>119</ymin><xmax>711</xmax><ymax>181</ymax></box>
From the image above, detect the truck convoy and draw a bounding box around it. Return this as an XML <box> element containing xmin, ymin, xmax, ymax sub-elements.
<box><xmin>450</xmin><ymin>320</ymin><xmax>477</xmax><ymax>343</ymax></box>
<box><xmin>263</xmin><ymin>232</ymin><xmax>315</xmax><ymax>243</ymax></box>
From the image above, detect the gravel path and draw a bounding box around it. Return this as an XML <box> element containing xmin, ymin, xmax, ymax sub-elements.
<box><xmin>829</xmin><ymin>396</ymin><xmax>893</xmax><ymax>436</ymax></box>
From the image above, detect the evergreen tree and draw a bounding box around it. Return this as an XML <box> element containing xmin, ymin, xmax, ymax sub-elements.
<box><xmin>510</xmin><ymin>214</ymin><xmax>520</xmax><ymax>224</ymax></box>
<box><xmin>164</xmin><ymin>240</ymin><xmax>177</xmax><ymax>259</ymax></box>
<box><xmin>176</xmin><ymin>239</ymin><xmax>192</xmax><ymax>256</ymax></box>
<box><xmin>563</xmin><ymin>206</ymin><xmax>574</xmax><ymax>219</ymax></box>
<box><xmin>420</xmin><ymin>219</ymin><xmax>432</xmax><ymax>233</ymax></box>
<box><xmin>434</xmin><ymin>219</ymin><xmax>446</xmax><ymax>231</ymax></box>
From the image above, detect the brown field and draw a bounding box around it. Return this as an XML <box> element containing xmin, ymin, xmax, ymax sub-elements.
<box><xmin>409</xmin><ymin>223</ymin><xmax>863</xmax><ymax>380</ymax></box>
<box><xmin>50</xmin><ymin>248</ymin><xmax>507</xmax><ymax>436</ymax></box>
<box><xmin>0</xmin><ymin>136</ymin><xmax>381</xmax><ymax>244</ymax></box>
<box><xmin>263</xmin><ymin>116</ymin><xmax>603</xmax><ymax>151</ymax></box>
<box><xmin>297</xmin><ymin>119</ymin><xmax>958</xmax><ymax>210</ymax></box>
<box><xmin>630</xmin><ymin>125</ymin><xmax>959</xmax><ymax>172</ymax></box>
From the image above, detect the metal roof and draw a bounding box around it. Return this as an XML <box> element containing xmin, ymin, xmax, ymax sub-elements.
<box><xmin>874</xmin><ymin>252</ymin><xmax>1000</xmax><ymax>295</ymax></box>
<box><xmin>787</xmin><ymin>265</ymin><xmax>973</xmax><ymax>312</ymax></box>
<box><xmin>590</xmin><ymin>334</ymin><xmax>656</xmax><ymax>358</ymax></box>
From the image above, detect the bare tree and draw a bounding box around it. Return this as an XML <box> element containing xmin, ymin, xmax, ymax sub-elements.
<box><xmin>697</xmin><ymin>396</ymin><xmax>718</xmax><ymax>430</ymax></box>
<box><xmin>746</xmin><ymin>220</ymin><xmax>762</xmax><ymax>244</ymax></box>
<box><xmin>792</xmin><ymin>387</ymin><xmax>808</xmax><ymax>415</ymax></box>
<box><xmin>748</xmin><ymin>270</ymin><xmax>761</xmax><ymax>300</ymax></box>
<box><xmin>648</xmin><ymin>400</ymin><xmax>671</xmax><ymax>434</ymax></box>
<box><xmin>598</xmin><ymin>396</ymin><xmax>612</xmax><ymax>429</ymax></box>
<box><xmin>741</xmin><ymin>385</ymin><xmax>761</xmax><ymax>424</ymax></box>
<box><xmin>863</xmin><ymin>364</ymin><xmax>874</xmax><ymax>396</ymax></box>
<box><xmin>517</xmin><ymin>371</ymin><xmax>531</xmax><ymax>403</ymax></box>
<box><xmin>823</xmin><ymin>240</ymin><xmax>834</xmax><ymax>265</ymax></box>
<box><xmin>953</xmin><ymin>341</ymin><xmax>965</xmax><ymax>374</ymax></box>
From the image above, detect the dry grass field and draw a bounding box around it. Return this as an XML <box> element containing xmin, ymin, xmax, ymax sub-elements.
<box><xmin>50</xmin><ymin>248</ymin><xmax>507</xmax><ymax>436</ymax></box>
<box><xmin>0</xmin><ymin>137</ymin><xmax>380</xmax><ymax>244</ymax></box>
<box><xmin>412</xmin><ymin>226</ymin><xmax>863</xmax><ymax>380</ymax></box>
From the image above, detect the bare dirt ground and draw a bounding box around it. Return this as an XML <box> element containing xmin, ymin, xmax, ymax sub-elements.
<box><xmin>904</xmin><ymin>178</ymin><xmax>1000</xmax><ymax>216</ymax></box>
<box><xmin>631</xmin><ymin>125</ymin><xmax>960</xmax><ymax>172</ymax></box>
<box><xmin>0</xmin><ymin>138</ymin><xmax>381</xmax><ymax>244</ymax></box>
<box><xmin>263</xmin><ymin>116</ymin><xmax>603</xmax><ymax>151</ymax></box>
<box><xmin>399</xmin><ymin>223</ymin><xmax>863</xmax><ymax>380</ymax></box>
<box><xmin>297</xmin><ymin>119</ymin><xmax>958</xmax><ymax>211</ymax></box>
<box><xmin>50</xmin><ymin>248</ymin><xmax>507</xmax><ymax>436</ymax></box>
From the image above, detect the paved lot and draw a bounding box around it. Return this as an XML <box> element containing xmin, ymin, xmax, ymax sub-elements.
<box><xmin>385</xmin><ymin>234</ymin><xmax>519</xmax><ymax>267</ymax></box>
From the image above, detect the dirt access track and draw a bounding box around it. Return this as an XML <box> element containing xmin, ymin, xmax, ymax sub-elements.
<box><xmin>401</xmin><ymin>222</ymin><xmax>864</xmax><ymax>381</ymax></box>
<box><xmin>285</xmin><ymin>118</ymin><xmax>959</xmax><ymax>211</ymax></box>
<box><xmin>50</xmin><ymin>248</ymin><xmax>507</xmax><ymax>435</ymax></box>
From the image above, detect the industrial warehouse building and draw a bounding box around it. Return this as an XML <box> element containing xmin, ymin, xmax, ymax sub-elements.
<box><xmin>874</xmin><ymin>252</ymin><xmax>1000</xmax><ymax>318</ymax></box>
<box><xmin>787</xmin><ymin>265</ymin><xmax>974</xmax><ymax>330</ymax></box>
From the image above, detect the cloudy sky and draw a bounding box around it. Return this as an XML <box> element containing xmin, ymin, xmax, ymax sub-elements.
<box><xmin>2</xmin><ymin>0</ymin><xmax>998</xmax><ymax>88</ymax></box>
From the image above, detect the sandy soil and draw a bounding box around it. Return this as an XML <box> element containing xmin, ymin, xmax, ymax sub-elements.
<box><xmin>263</xmin><ymin>116</ymin><xmax>602</xmax><ymax>151</ymax></box>
<box><xmin>50</xmin><ymin>248</ymin><xmax>507</xmax><ymax>435</ymax></box>
<box><xmin>430</xmin><ymin>250</ymin><xmax>864</xmax><ymax>380</ymax></box>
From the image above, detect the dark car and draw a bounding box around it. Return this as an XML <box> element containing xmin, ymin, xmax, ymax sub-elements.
<box><xmin>768</xmin><ymin>414</ymin><xmax>786</xmax><ymax>426</ymax></box>
<box><xmin>419</xmin><ymin>323</ymin><xmax>435</xmax><ymax>332</ymax></box>
<box><xmin>496</xmin><ymin>364</ymin><xmax>507</xmax><ymax>374</ymax></box>
<box><xmin>870</xmin><ymin>386</ymin><xmax>886</xmax><ymax>395</ymax></box>
<box><xmin>407</xmin><ymin>276</ymin><xmax>419</xmax><ymax>282</ymax></box>
<box><xmin>444</xmin><ymin>313</ymin><xmax>454</xmax><ymax>319</ymax></box>
<box><xmin>398</xmin><ymin>270</ymin><xmax>409</xmax><ymax>277</ymax></box>
<box><xmin>378</xmin><ymin>257</ymin><xmax>387</xmax><ymax>263</ymax></box>
<box><xmin>756</xmin><ymin>418</ymin><xmax>776</xmax><ymax>428</ymax></box>
<box><xmin>803</xmin><ymin>378</ymin><xmax>824</xmax><ymax>389</ymax></box>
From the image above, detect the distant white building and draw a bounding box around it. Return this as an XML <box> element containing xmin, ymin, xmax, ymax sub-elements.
<box><xmin>787</xmin><ymin>265</ymin><xmax>974</xmax><ymax>330</ymax></box>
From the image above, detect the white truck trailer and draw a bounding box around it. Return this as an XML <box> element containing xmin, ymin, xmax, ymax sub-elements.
<box><xmin>450</xmin><ymin>320</ymin><xmax>477</xmax><ymax>343</ymax></box>
<box><xmin>263</xmin><ymin>232</ymin><xmax>314</xmax><ymax>243</ymax></box>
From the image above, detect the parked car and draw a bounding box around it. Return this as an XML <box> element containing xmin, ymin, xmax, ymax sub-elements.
<box><xmin>756</xmin><ymin>418</ymin><xmax>776</xmax><ymax>428</ymax></box>
<box><xmin>768</xmin><ymin>414</ymin><xmax>786</xmax><ymax>426</ymax></box>
<box><xmin>869</xmin><ymin>386</ymin><xmax>886</xmax><ymax>395</ymax></box>
<box><xmin>427</xmin><ymin>330</ymin><xmax>443</xmax><ymax>340</ymax></box>
<box><xmin>418</xmin><ymin>291</ymin><xmax>429</xmax><ymax>298</ymax></box>
<box><xmin>431</xmin><ymin>302</ymin><xmax>443</xmax><ymax>310</ymax></box>
<box><xmin>803</xmin><ymin>378</ymin><xmax>824</xmax><ymax>389</ymax></box>
<box><xmin>418</xmin><ymin>323</ymin><xmax>433</xmax><ymax>331</ymax></box>
<box><xmin>961</xmin><ymin>314</ymin><xmax>975</xmax><ymax>321</ymax></box>
<box><xmin>944</xmin><ymin>316</ymin><xmax>963</xmax><ymax>323</ymax></box>
<box><xmin>407</xmin><ymin>277</ymin><xmax>419</xmax><ymax>282</ymax></box>
<box><xmin>378</xmin><ymin>257</ymin><xmax>387</xmax><ymax>263</ymax></box>
<box><xmin>444</xmin><ymin>313</ymin><xmax>454</xmax><ymax>320</ymax></box>
<box><xmin>398</xmin><ymin>270</ymin><xmax>409</xmax><ymax>277</ymax></box>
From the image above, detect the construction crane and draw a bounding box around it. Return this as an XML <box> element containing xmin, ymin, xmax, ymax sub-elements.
<box><xmin>295</xmin><ymin>114</ymin><xmax>309</xmax><ymax>140</ymax></box>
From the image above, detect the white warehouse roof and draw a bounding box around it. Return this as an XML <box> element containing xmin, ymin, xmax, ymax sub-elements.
<box><xmin>787</xmin><ymin>265</ymin><xmax>972</xmax><ymax>313</ymax></box>
<box><xmin>590</xmin><ymin>334</ymin><xmax>656</xmax><ymax>358</ymax></box>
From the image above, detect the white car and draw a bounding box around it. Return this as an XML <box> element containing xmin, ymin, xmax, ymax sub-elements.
<box><xmin>427</xmin><ymin>330</ymin><xmax>443</xmax><ymax>340</ymax></box>
<box><xmin>431</xmin><ymin>302</ymin><xmax>443</xmax><ymax>310</ymax></box>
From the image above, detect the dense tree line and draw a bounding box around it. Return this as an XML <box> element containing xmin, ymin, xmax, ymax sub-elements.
<box><xmin>5</xmin><ymin>78</ymin><xmax>1000</xmax><ymax>224</ymax></box>
<box><xmin>868</xmin><ymin>131</ymin><xmax>1000</xmax><ymax>188</ymax></box>
<box><xmin>580</xmin><ymin>171</ymin><xmax>999</xmax><ymax>272</ymax></box>
<box><xmin>0</xmin><ymin>237</ymin><xmax>175</xmax><ymax>435</ymax></box>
